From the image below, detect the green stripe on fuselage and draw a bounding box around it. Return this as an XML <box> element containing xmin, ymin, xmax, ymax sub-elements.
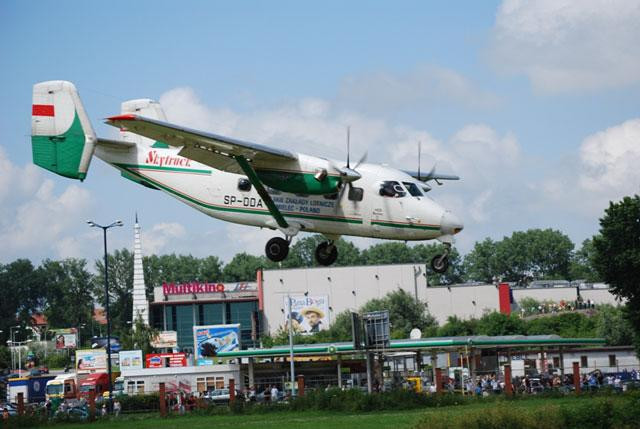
<box><xmin>372</xmin><ymin>221</ymin><xmax>440</xmax><ymax>231</ymax></box>
<box><xmin>114</xmin><ymin>163</ymin><xmax>211</xmax><ymax>175</ymax></box>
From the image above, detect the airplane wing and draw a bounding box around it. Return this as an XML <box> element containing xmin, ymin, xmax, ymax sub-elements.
<box><xmin>404</xmin><ymin>170</ymin><xmax>460</xmax><ymax>182</ymax></box>
<box><xmin>104</xmin><ymin>114</ymin><xmax>297</xmax><ymax>174</ymax></box>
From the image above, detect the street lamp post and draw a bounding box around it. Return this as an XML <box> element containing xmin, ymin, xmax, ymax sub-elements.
<box><xmin>88</xmin><ymin>219</ymin><xmax>123</xmax><ymax>409</ymax></box>
<box><xmin>287</xmin><ymin>294</ymin><xmax>296</xmax><ymax>397</ymax></box>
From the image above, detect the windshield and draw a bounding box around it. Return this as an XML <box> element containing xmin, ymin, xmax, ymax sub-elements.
<box><xmin>114</xmin><ymin>381</ymin><xmax>124</xmax><ymax>391</ymax></box>
<box><xmin>402</xmin><ymin>182</ymin><xmax>423</xmax><ymax>197</ymax></box>
<box><xmin>79</xmin><ymin>385</ymin><xmax>95</xmax><ymax>393</ymax></box>
<box><xmin>46</xmin><ymin>384</ymin><xmax>63</xmax><ymax>395</ymax></box>
<box><xmin>379</xmin><ymin>181</ymin><xmax>406</xmax><ymax>198</ymax></box>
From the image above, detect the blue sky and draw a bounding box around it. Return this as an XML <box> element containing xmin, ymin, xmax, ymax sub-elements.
<box><xmin>1</xmin><ymin>0</ymin><xmax>639</xmax><ymax>265</ymax></box>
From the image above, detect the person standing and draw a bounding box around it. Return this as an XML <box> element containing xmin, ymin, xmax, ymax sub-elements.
<box><xmin>113</xmin><ymin>399</ymin><xmax>121</xmax><ymax>417</ymax></box>
<box><xmin>270</xmin><ymin>385</ymin><xmax>279</xmax><ymax>402</ymax></box>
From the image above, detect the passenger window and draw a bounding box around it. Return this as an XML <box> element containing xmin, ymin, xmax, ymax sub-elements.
<box><xmin>348</xmin><ymin>187</ymin><xmax>363</xmax><ymax>201</ymax></box>
<box><xmin>379</xmin><ymin>181</ymin><xmax>406</xmax><ymax>198</ymax></box>
<box><xmin>237</xmin><ymin>178</ymin><xmax>252</xmax><ymax>192</ymax></box>
<box><xmin>402</xmin><ymin>182</ymin><xmax>423</xmax><ymax>197</ymax></box>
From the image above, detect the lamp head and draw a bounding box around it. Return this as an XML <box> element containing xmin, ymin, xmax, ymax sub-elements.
<box><xmin>87</xmin><ymin>220</ymin><xmax>96</xmax><ymax>227</ymax></box>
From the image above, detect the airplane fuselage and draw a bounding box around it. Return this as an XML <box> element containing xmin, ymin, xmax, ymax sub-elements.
<box><xmin>96</xmin><ymin>145</ymin><xmax>455</xmax><ymax>241</ymax></box>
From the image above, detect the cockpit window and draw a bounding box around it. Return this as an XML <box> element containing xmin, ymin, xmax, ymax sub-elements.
<box><xmin>402</xmin><ymin>182</ymin><xmax>423</xmax><ymax>197</ymax></box>
<box><xmin>379</xmin><ymin>181</ymin><xmax>406</xmax><ymax>198</ymax></box>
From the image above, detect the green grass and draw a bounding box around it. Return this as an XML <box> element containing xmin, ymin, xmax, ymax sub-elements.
<box><xmin>30</xmin><ymin>394</ymin><xmax>639</xmax><ymax>429</ymax></box>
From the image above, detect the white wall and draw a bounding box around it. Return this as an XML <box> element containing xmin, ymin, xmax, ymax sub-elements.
<box><xmin>425</xmin><ymin>285</ymin><xmax>500</xmax><ymax>323</ymax></box>
<box><xmin>262</xmin><ymin>264</ymin><xmax>428</xmax><ymax>334</ymax></box>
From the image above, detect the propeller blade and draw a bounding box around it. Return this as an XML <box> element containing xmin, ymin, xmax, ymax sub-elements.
<box><xmin>424</xmin><ymin>163</ymin><xmax>437</xmax><ymax>181</ymax></box>
<box><xmin>346</xmin><ymin>126</ymin><xmax>351</xmax><ymax>169</ymax></box>
<box><xmin>354</xmin><ymin>151</ymin><xmax>368</xmax><ymax>169</ymax></box>
<box><xmin>334</xmin><ymin>183</ymin><xmax>349</xmax><ymax>213</ymax></box>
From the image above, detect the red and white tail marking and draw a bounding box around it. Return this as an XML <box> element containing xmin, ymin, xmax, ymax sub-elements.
<box><xmin>32</xmin><ymin>104</ymin><xmax>55</xmax><ymax>117</ymax></box>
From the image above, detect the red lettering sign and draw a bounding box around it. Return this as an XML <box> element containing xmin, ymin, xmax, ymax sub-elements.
<box><xmin>162</xmin><ymin>282</ymin><xmax>226</xmax><ymax>295</ymax></box>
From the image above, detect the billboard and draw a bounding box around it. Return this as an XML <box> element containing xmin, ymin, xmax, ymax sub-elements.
<box><xmin>119</xmin><ymin>350</ymin><xmax>143</xmax><ymax>371</ymax></box>
<box><xmin>55</xmin><ymin>329</ymin><xmax>77</xmax><ymax>350</ymax></box>
<box><xmin>284</xmin><ymin>295</ymin><xmax>329</xmax><ymax>334</ymax></box>
<box><xmin>151</xmin><ymin>331</ymin><xmax>178</xmax><ymax>349</ymax></box>
<box><xmin>76</xmin><ymin>349</ymin><xmax>107</xmax><ymax>372</ymax></box>
<box><xmin>145</xmin><ymin>352</ymin><xmax>187</xmax><ymax>368</ymax></box>
<box><xmin>193</xmin><ymin>324</ymin><xmax>240</xmax><ymax>365</ymax></box>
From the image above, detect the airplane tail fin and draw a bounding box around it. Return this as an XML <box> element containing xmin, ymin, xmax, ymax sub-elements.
<box><xmin>119</xmin><ymin>99</ymin><xmax>169</xmax><ymax>148</ymax></box>
<box><xmin>31</xmin><ymin>81</ymin><xmax>97</xmax><ymax>180</ymax></box>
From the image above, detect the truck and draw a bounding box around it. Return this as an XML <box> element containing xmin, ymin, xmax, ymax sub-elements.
<box><xmin>45</xmin><ymin>373</ymin><xmax>80</xmax><ymax>401</ymax></box>
<box><xmin>78</xmin><ymin>373</ymin><xmax>110</xmax><ymax>399</ymax></box>
<box><xmin>8</xmin><ymin>374</ymin><xmax>56</xmax><ymax>404</ymax></box>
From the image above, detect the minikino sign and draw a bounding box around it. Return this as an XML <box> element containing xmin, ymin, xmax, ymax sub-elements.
<box><xmin>162</xmin><ymin>282</ymin><xmax>255</xmax><ymax>295</ymax></box>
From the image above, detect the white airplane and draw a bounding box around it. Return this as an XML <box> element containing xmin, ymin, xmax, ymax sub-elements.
<box><xmin>31</xmin><ymin>81</ymin><xmax>463</xmax><ymax>271</ymax></box>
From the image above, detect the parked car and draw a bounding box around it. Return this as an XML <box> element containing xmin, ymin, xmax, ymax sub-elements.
<box><xmin>203</xmin><ymin>388</ymin><xmax>239</xmax><ymax>404</ymax></box>
<box><xmin>0</xmin><ymin>403</ymin><xmax>18</xmax><ymax>417</ymax></box>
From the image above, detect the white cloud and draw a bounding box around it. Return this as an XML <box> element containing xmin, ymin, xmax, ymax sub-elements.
<box><xmin>579</xmin><ymin>118</ymin><xmax>640</xmax><ymax>202</ymax></box>
<box><xmin>337</xmin><ymin>65</ymin><xmax>501</xmax><ymax>112</ymax></box>
<box><xmin>141</xmin><ymin>222</ymin><xmax>187</xmax><ymax>255</ymax></box>
<box><xmin>490</xmin><ymin>0</ymin><xmax>640</xmax><ymax>93</ymax></box>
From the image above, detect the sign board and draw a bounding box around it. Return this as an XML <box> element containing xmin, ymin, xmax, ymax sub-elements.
<box><xmin>284</xmin><ymin>295</ymin><xmax>329</xmax><ymax>334</ymax></box>
<box><xmin>119</xmin><ymin>350</ymin><xmax>143</xmax><ymax>371</ymax></box>
<box><xmin>151</xmin><ymin>331</ymin><xmax>178</xmax><ymax>349</ymax></box>
<box><xmin>162</xmin><ymin>282</ymin><xmax>257</xmax><ymax>295</ymax></box>
<box><xmin>145</xmin><ymin>352</ymin><xmax>187</xmax><ymax>368</ymax></box>
<box><xmin>193</xmin><ymin>324</ymin><xmax>240</xmax><ymax>365</ymax></box>
<box><xmin>76</xmin><ymin>349</ymin><xmax>107</xmax><ymax>372</ymax></box>
<box><xmin>55</xmin><ymin>329</ymin><xmax>77</xmax><ymax>349</ymax></box>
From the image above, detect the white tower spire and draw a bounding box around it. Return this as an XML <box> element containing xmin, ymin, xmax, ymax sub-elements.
<box><xmin>132</xmin><ymin>213</ymin><xmax>149</xmax><ymax>327</ymax></box>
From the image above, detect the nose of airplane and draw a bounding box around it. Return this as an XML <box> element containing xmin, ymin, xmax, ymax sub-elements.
<box><xmin>440</xmin><ymin>211</ymin><xmax>464</xmax><ymax>235</ymax></box>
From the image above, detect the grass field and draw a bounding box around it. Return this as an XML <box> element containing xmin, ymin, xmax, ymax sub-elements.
<box><xmin>36</xmin><ymin>395</ymin><xmax>636</xmax><ymax>429</ymax></box>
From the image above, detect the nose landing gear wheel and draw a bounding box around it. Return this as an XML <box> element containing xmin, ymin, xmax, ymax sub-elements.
<box><xmin>265</xmin><ymin>237</ymin><xmax>289</xmax><ymax>262</ymax></box>
<box><xmin>315</xmin><ymin>241</ymin><xmax>338</xmax><ymax>266</ymax></box>
<box><xmin>430</xmin><ymin>254</ymin><xmax>449</xmax><ymax>273</ymax></box>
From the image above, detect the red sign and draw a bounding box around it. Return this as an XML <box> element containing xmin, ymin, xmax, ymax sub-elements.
<box><xmin>163</xmin><ymin>282</ymin><xmax>226</xmax><ymax>295</ymax></box>
<box><xmin>145</xmin><ymin>352</ymin><xmax>187</xmax><ymax>368</ymax></box>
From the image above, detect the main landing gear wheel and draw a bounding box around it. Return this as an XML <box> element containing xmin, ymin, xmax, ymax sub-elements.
<box><xmin>265</xmin><ymin>237</ymin><xmax>289</xmax><ymax>262</ymax></box>
<box><xmin>430</xmin><ymin>254</ymin><xmax>449</xmax><ymax>273</ymax></box>
<box><xmin>315</xmin><ymin>241</ymin><xmax>338</xmax><ymax>266</ymax></box>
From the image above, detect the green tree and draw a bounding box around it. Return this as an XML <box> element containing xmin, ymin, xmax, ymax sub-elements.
<box><xmin>361</xmin><ymin>242</ymin><xmax>415</xmax><ymax>265</ymax></box>
<box><xmin>41</xmin><ymin>258</ymin><xmax>94</xmax><ymax>330</ymax></box>
<box><xmin>494</xmin><ymin>229</ymin><xmax>574</xmax><ymax>283</ymax></box>
<box><xmin>222</xmin><ymin>252</ymin><xmax>275</xmax><ymax>282</ymax></box>
<box><xmin>569</xmin><ymin>238</ymin><xmax>601</xmax><ymax>282</ymax></box>
<box><xmin>360</xmin><ymin>289</ymin><xmax>438</xmax><ymax>338</ymax></box>
<box><xmin>462</xmin><ymin>238</ymin><xmax>499</xmax><ymax>283</ymax></box>
<box><xmin>120</xmin><ymin>315</ymin><xmax>159</xmax><ymax>355</ymax></box>
<box><xmin>94</xmin><ymin>249</ymin><xmax>134</xmax><ymax>333</ymax></box>
<box><xmin>595</xmin><ymin>304</ymin><xmax>634</xmax><ymax>346</ymax></box>
<box><xmin>476</xmin><ymin>312</ymin><xmax>526</xmax><ymax>336</ymax></box>
<box><xmin>592</xmin><ymin>195</ymin><xmax>640</xmax><ymax>355</ymax></box>
<box><xmin>0</xmin><ymin>259</ymin><xmax>45</xmax><ymax>344</ymax></box>
<box><xmin>517</xmin><ymin>297</ymin><xmax>542</xmax><ymax>316</ymax></box>
<box><xmin>437</xmin><ymin>316</ymin><xmax>479</xmax><ymax>337</ymax></box>
<box><xmin>525</xmin><ymin>312</ymin><xmax>596</xmax><ymax>338</ymax></box>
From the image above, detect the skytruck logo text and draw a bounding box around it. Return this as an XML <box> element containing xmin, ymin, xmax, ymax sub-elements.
<box><xmin>145</xmin><ymin>151</ymin><xmax>191</xmax><ymax>167</ymax></box>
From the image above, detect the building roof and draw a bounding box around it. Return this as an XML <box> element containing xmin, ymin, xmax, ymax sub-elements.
<box><xmin>216</xmin><ymin>335</ymin><xmax>606</xmax><ymax>358</ymax></box>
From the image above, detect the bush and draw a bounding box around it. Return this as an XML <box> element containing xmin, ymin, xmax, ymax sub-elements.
<box><xmin>45</xmin><ymin>352</ymin><xmax>70</xmax><ymax>369</ymax></box>
<box><xmin>119</xmin><ymin>393</ymin><xmax>160</xmax><ymax>412</ymax></box>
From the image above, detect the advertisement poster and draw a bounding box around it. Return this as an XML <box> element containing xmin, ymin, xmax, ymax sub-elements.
<box><xmin>76</xmin><ymin>349</ymin><xmax>107</xmax><ymax>372</ymax></box>
<box><xmin>145</xmin><ymin>352</ymin><xmax>187</xmax><ymax>368</ymax></box>
<box><xmin>151</xmin><ymin>331</ymin><xmax>178</xmax><ymax>349</ymax></box>
<box><xmin>119</xmin><ymin>350</ymin><xmax>143</xmax><ymax>371</ymax></box>
<box><xmin>193</xmin><ymin>324</ymin><xmax>240</xmax><ymax>365</ymax></box>
<box><xmin>284</xmin><ymin>295</ymin><xmax>329</xmax><ymax>334</ymax></box>
<box><xmin>55</xmin><ymin>329</ymin><xmax>77</xmax><ymax>349</ymax></box>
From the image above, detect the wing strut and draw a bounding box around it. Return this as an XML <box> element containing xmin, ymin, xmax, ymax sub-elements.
<box><xmin>234</xmin><ymin>155</ymin><xmax>289</xmax><ymax>229</ymax></box>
